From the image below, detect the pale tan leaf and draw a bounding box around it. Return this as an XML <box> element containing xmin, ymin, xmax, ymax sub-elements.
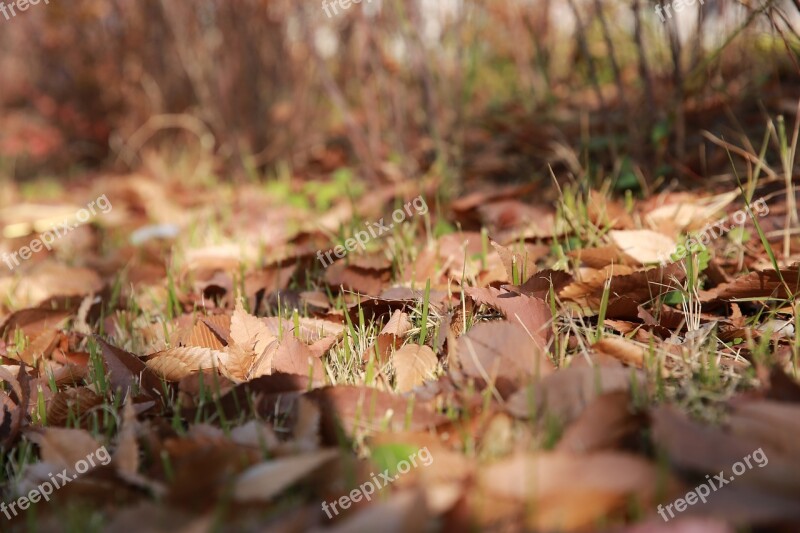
<box><xmin>113</xmin><ymin>400</ymin><xmax>139</xmax><ymax>476</ymax></box>
<box><xmin>219</xmin><ymin>342</ymin><xmax>255</xmax><ymax>383</ymax></box>
<box><xmin>364</xmin><ymin>310</ymin><xmax>412</xmax><ymax>363</ymax></box>
<box><xmin>394</xmin><ymin>344</ymin><xmax>438</xmax><ymax>392</ymax></box>
<box><xmin>183</xmin><ymin>320</ymin><xmax>226</xmax><ymax>350</ymax></box>
<box><xmin>230</xmin><ymin>420</ymin><xmax>280</xmax><ymax>451</ymax></box>
<box><xmin>230</xmin><ymin>302</ymin><xmax>275</xmax><ymax>356</ymax></box>
<box><xmin>609</xmin><ymin>229</ymin><xmax>676</xmax><ymax>265</ymax></box>
<box><xmin>271</xmin><ymin>337</ymin><xmax>326</xmax><ymax>380</ymax></box>
<box><xmin>233</xmin><ymin>449</ymin><xmax>337</xmax><ymax>501</ymax></box>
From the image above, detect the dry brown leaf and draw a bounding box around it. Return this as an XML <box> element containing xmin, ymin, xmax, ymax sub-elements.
<box><xmin>652</xmin><ymin>407</ymin><xmax>800</xmax><ymax>497</ymax></box>
<box><xmin>728</xmin><ymin>400</ymin><xmax>800</xmax><ymax>456</ymax></box>
<box><xmin>288</xmin><ymin>396</ymin><xmax>321</xmax><ymax>453</ymax></box>
<box><xmin>96</xmin><ymin>337</ymin><xmax>163</xmax><ymax>398</ymax></box>
<box><xmin>365</xmin><ymin>309</ymin><xmax>412</xmax><ymax>363</ymax></box>
<box><xmin>706</xmin><ymin>264</ymin><xmax>800</xmax><ymax>301</ymax></box>
<box><xmin>490</xmin><ymin>240</ymin><xmax>541</xmax><ymax>283</ymax></box>
<box><xmin>478</xmin><ymin>452</ymin><xmax>659</xmax><ymax>530</ymax></box>
<box><xmin>464</xmin><ymin>287</ymin><xmax>551</xmax><ymax>345</ymax></box>
<box><xmin>0</xmin><ymin>262</ymin><xmax>103</xmax><ymax>307</ymax></box>
<box><xmin>556</xmin><ymin>391</ymin><xmax>642</xmax><ymax>454</ymax></box>
<box><xmin>456</xmin><ymin>321</ymin><xmax>553</xmax><ymax>392</ymax></box>
<box><xmin>325</xmin><ymin>262</ymin><xmax>391</xmax><ymax>296</ymax></box>
<box><xmin>182</xmin><ymin>320</ymin><xmax>226</xmax><ymax>350</ymax></box>
<box><xmin>219</xmin><ymin>342</ymin><xmax>256</xmax><ymax>383</ymax></box>
<box><xmin>394</xmin><ymin>344</ymin><xmax>438</xmax><ymax>393</ymax></box>
<box><xmin>230</xmin><ymin>302</ymin><xmax>276</xmax><ymax>356</ymax></box>
<box><xmin>305</xmin><ymin>385</ymin><xmax>446</xmax><ymax>441</ymax></box>
<box><xmin>249</xmin><ymin>334</ymin><xmax>327</xmax><ymax>380</ymax></box>
<box><xmin>46</xmin><ymin>387</ymin><xmax>103</xmax><ymax>427</ymax></box>
<box><xmin>145</xmin><ymin>346</ymin><xmax>228</xmax><ymax>381</ymax></box>
<box><xmin>568</xmin><ymin>245</ymin><xmax>629</xmax><ymax>269</ymax></box>
<box><xmin>18</xmin><ymin>328</ymin><xmax>59</xmax><ymax>365</ymax></box>
<box><xmin>506</xmin><ymin>365</ymin><xmax>640</xmax><ymax>422</ymax></box>
<box><xmin>560</xmin><ymin>263</ymin><xmax>685</xmax><ymax>311</ymax></box>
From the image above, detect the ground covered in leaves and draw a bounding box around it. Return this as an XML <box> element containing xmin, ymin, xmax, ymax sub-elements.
<box><xmin>1</xmin><ymin>173</ymin><xmax>800</xmax><ymax>532</ymax></box>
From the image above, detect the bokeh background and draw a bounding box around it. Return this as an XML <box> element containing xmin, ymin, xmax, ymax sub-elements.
<box><xmin>1</xmin><ymin>0</ymin><xmax>799</xmax><ymax>192</ymax></box>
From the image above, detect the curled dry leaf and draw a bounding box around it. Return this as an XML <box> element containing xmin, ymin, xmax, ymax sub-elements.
<box><xmin>178</xmin><ymin>319</ymin><xmax>227</xmax><ymax>350</ymax></box>
<box><xmin>560</xmin><ymin>263</ymin><xmax>685</xmax><ymax>311</ymax></box>
<box><xmin>96</xmin><ymin>337</ymin><xmax>163</xmax><ymax>398</ymax></box>
<box><xmin>394</xmin><ymin>344</ymin><xmax>438</xmax><ymax>393</ymax></box>
<box><xmin>145</xmin><ymin>346</ymin><xmax>229</xmax><ymax>381</ymax></box>
<box><xmin>364</xmin><ymin>309</ymin><xmax>412</xmax><ymax>363</ymax></box>
<box><xmin>704</xmin><ymin>264</ymin><xmax>800</xmax><ymax>302</ymax></box>
<box><xmin>0</xmin><ymin>364</ymin><xmax>30</xmax><ymax>449</ymax></box>
<box><xmin>46</xmin><ymin>387</ymin><xmax>104</xmax><ymax>427</ymax></box>
<box><xmin>593</xmin><ymin>337</ymin><xmax>648</xmax><ymax>369</ymax></box>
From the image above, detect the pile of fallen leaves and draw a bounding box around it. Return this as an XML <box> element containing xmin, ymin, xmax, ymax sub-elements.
<box><xmin>1</xmin><ymin>175</ymin><xmax>800</xmax><ymax>532</ymax></box>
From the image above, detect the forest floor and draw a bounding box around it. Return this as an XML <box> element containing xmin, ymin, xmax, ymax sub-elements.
<box><xmin>1</xmin><ymin>134</ymin><xmax>800</xmax><ymax>532</ymax></box>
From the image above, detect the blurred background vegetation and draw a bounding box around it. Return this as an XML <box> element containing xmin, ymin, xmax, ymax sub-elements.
<box><xmin>1</xmin><ymin>0</ymin><xmax>799</xmax><ymax>193</ymax></box>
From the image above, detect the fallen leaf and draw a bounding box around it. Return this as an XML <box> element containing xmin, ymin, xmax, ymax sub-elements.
<box><xmin>394</xmin><ymin>344</ymin><xmax>438</xmax><ymax>392</ymax></box>
<box><xmin>233</xmin><ymin>449</ymin><xmax>337</xmax><ymax>501</ymax></box>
